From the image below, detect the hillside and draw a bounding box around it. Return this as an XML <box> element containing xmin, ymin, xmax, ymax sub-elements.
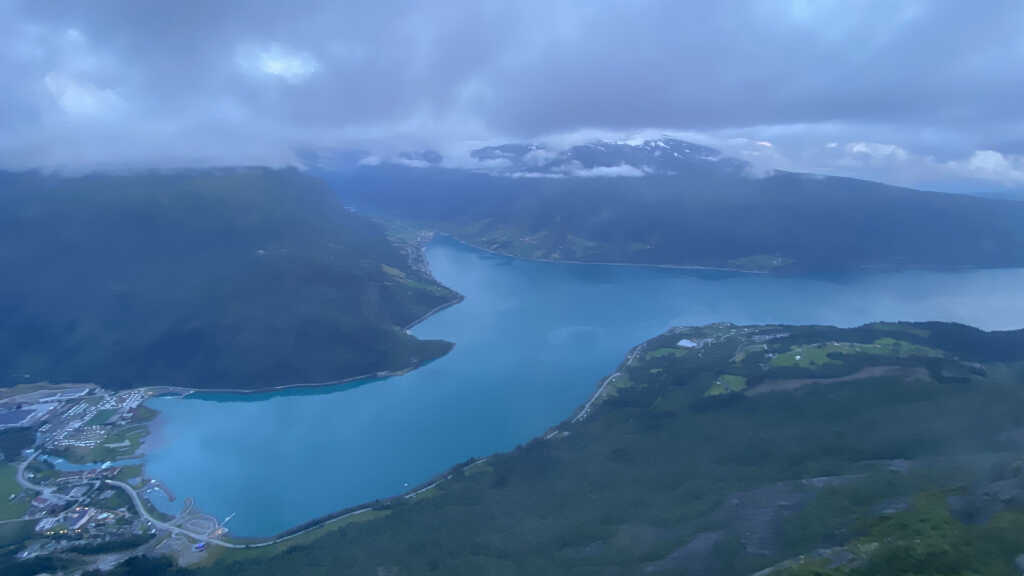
<box><xmin>103</xmin><ymin>321</ymin><xmax>1022</xmax><ymax>575</ymax></box>
<box><xmin>330</xmin><ymin>139</ymin><xmax>1024</xmax><ymax>273</ymax></box>
<box><xmin>0</xmin><ymin>169</ymin><xmax>458</xmax><ymax>391</ymax></box>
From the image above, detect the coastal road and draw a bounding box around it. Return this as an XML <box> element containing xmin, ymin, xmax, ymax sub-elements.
<box><xmin>105</xmin><ymin>480</ymin><xmax>246</xmax><ymax>549</ymax></box>
<box><xmin>571</xmin><ymin>371</ymin><xmax>621</xmax><ymax>423</ymax></box>
<box><xmin>105</xmin><ymin>480</ymin><xmax>377</xmax><ymax>550</ymax></box>
<box><xmin>571</xmin><ymin>343</ymin><xmax>644</xmax><ymax>423</ymax></box>
<box><xmin>18</xmin><ymin>454</ymin><xmax>247</xmax><ymax>550</ymax></box>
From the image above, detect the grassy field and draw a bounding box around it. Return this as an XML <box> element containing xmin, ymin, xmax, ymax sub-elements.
<box><xmin>131</xmin><ymin>405</ymin><xmax>159</xmax><ymax>424</ymax></box>
<box><xmin>87</xmin><ymin>409</ymin><xmax>118</xmax><ymax>426</ymax></box>
<box><xmin>769</xmin><ymin>338</ymin><xmax>942</xmax><ymax>368</ymax></box>
<box><xmin>25</xmin><ymin>458</ymin><xmax>59</xmax><ymax>483</ymax></box>
<box><xmin>115</xmin><ymin>464</ymin><xmax>144</xmax><ymax>482</ymax></box>
<box><xmin>92</xmin><ymin>486</ymin><xmax>133</xmax><ymax>512</ymax></box>
<box><xmin>0</xmin><ymin>519</ymin><xmax>33</xmax><ymax>548</ymax></box>
<box><xmin>56</xmin><ymin>424</ymin><xmax>149</xmax><ymax>464</ymax></box>
<box><xmin>0</xmin><ymin>464</ymin><xmax>28</xmax><ymax>521</ymax></box>
<box><xmin>645</xmin><ymin>347</ymin><xmax>689</xmax><ymax>360</ymax></box>
<box><xmin>600</xmin><ymin>372</ymin><xmax>635</xmax><ymax>400</ymax></box>
<box><xmin>705</xmin><ymin>374</ymin><xmax>748</xmax><ymax>396</ymax></box>
<box><xmin>872</xmin><ymin>337</ymin><xmax>944</xmax><ymax>358</ymax></box>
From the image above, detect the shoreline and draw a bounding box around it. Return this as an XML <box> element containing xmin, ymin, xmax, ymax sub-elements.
<box><xmin>216</xmin><ymin>337</ymin><xmax>643</xmax><ymax>547</ymax></box>
<box><xmin>442</xmin><ymin>234</ymin><xmax>769</xmax><ymax>274</ymax></box>
<box><xmin>21</xmin><ymin>234</ymin><xmax>1024</xmax><ymax>559</ymax></box>
<box><xmin>125</xmin><ymin>237</ymin><xmax>736</xmax><ymax>548</ymax></box>
<box><xmin>571</xmin><ymin>341</ymin><xmax>646</xmax><ymax>423</ymax></box>
<box><xmin>158</xmin><ymin>278</ymin><xmax>465</xmax><ymax>397</ymax></box>
<box><xmin>106</xmin><ymin>235</ymin><xmax>1000</xmax><ymax>549</ymax></box>
<box><xmin>440</xmin><ymin>232</ymin><xmax>1021</xmax><ymax>277</ymax></box>
<box><xmin>403</xmin><ymin>292</ymin><xmax>465</xmax><ymax>331</ymax></box>
<box><xmin>162</xmin><ymin>347</ymin><xmax>452</xmax><ymax>398</ymax></box>
<box><xmin>125</xmin><ymin>323</ymin><xmax>642</xmax><ymax>550</ymax></box>
<box><xmin>110</xmin><ymin>244</ymin><xmax>468</xmax><ymax>542</ymax></box>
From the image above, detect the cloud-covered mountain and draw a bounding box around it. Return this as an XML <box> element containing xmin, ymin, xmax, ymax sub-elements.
<box><xmin>5</xmin><ymin>1</ymin><xmax>1024</xmax><ymax>192</ymax></box>
<box><xmin>330</xmin><ymin>137</ymin><xmax>749</xmax><ymax>177</ymax></box>
<box><xmin>467</xmin><ymin>138</ymin><xmax>749</xmax><ymax>177</ymax></box>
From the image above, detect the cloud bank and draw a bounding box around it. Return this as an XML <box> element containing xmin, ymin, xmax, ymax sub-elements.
<box><xmin>1</xmin><ymin>1</ymin><xmax>1023</xmax><ymax>194</ymax></box>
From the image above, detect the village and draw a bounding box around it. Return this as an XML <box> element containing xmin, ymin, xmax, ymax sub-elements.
<box><xmin>0</xmin><ymin>384</ymin><xmax>182</xmax><ymax>564</ymax></box>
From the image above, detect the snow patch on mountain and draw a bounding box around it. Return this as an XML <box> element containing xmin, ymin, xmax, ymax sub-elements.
<box><xmin>464</xmin><ymin>138</ymin><xmax>745</xmax><ymax>177</ymax></box>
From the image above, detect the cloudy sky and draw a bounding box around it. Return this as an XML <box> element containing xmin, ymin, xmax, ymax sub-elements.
<box><xmin>3</xmin><ymin>0</ymin><xmax>1024</xmax><ymax>195</ymax></box>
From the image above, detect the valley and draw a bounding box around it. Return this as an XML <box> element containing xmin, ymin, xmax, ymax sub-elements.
<box><xmin>5</xmin><ymin>4</ymin><xmax>1024</xmax><ymax>574</ymax></box>
<box><xmin>3</xmin><ymin>236</ymin><xmax>1024</xmax><ymax>574</ymax></box>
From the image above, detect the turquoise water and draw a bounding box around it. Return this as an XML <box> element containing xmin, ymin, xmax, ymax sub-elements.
<box><xmin>145</xmin><ymin>238</ymin><xmax>1024</xmax><ymax>537</ymax></box>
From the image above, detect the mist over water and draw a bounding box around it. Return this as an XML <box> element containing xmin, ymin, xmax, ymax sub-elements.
<box><xmin>145</xmin><ymin>238</ymin><xmax>1024</xmax><ymax>536</ymax></box>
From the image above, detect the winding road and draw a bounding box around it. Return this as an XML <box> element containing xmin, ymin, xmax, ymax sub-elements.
<box><xmin>15</xmin><ymin>450</ymin><xmax>70</xmax><ymax>504</ymax></box>
<box><xmin>106</xmin><ymin>479</ymin><xmax>377</xmax><ymax>550</ymax></box>
<box><xmin>15</xmin><ymin>451</ymin><xmax>44</xmax><ymax>492</ymax></box>
<box><xmin>104</xmin><ymin>480</ymin><xmax>245</xmax><ymax>548</ymax></box>
<box><xmin>17</xmin><ymin>448</ymin><xmax>377</xmax><ymax>551</ymax></box>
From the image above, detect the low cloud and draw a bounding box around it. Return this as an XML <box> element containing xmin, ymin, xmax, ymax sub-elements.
<box><xmin>846</xmin><ymin>142</ymin><xmax>909</xmax><ymax>160</ymax></box>
<box><xmin>0</xmin><ymin>0</ymin><xmax>1022</xmax><ymax>196</ymax></box>
<box><xmin>567</xmin><ymin>163</ymin><xmax>646</xmax><ymax>178</ymax></box>
<box><xmin>44</xmin><ymin>73</ymin><xmax>124</xmax><ymax>117</ymax></box>
<box><xmin>237</xmin><ymin>44</ymin><xmax>319</xmax><ymax>84</ymax></box>
<box><xmin>950</xmin><ymin>150</ymin><xmax>1024</xmax><ymax>185</ymax></box>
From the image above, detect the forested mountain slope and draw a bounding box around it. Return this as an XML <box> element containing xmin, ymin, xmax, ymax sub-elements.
<box><xmin>0</xmin><ymin>169</ymin><xmax>457</xmax><ymax>390</ymax></box>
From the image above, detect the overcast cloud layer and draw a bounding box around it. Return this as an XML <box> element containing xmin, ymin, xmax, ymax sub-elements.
<box><xmin>2</xmin><ymin>0</ymin><xmax>1024</xmax><ymax>194</ymax></box>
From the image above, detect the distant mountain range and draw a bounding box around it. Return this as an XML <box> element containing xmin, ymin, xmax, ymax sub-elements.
<box><xmin>327</xmin><ymin>138</ymin><xmax>1024</xmax><ymax>273</ymax></box>
<box><xmin>467</xmin><ymin>138</ymin><xmax>748</xmax><ymax>177</ymax></box>
<box><xmin>0</xmin><ymin>169</ymin><xmax>458</xmax><ymax>390</ymax></box>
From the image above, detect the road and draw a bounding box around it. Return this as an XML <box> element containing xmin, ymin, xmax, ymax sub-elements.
<box><xmin>17</xmin><ymin>451</ymin><xmax>94</xmax><ymax>506</ymax></box>
<box><xmin>19</xmin><ymin>451</ymin><xmax>372</xmax><ymax>552</ymax></box>
<box><xmin>105</xmin><ymin>480</ymin><xmax>245</xmax><ymax>549</ymax></box>
<box><xmin>106</xmin><ymin>480</ymin><xmax>377</xmax><ymax>550</ymax></box>
<box><xmin>18</xmin><ymin>453</ymin><xmax>252</xmax><ymax>550</ymax></box>
<box><xmin>16</xmin><ymin>451</ymin><xmax>48</xmax><ymax>493</ymax></box>
<box><xmin>571</xmin><ymin>344</ymin><xmax>643</xmax><ymax>423</ymax></box>
<box><xmin>571</xmin><ymin>372</ymin><xmax>621</xmax><ymax>423</ymax></box>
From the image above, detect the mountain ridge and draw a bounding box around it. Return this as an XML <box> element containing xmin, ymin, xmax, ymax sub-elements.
<box><xmin>0</xmin><ymin>168</ymin><xmax>459</xmax><ymax>390</ymax></box>
<box><xmin>328</xmin><ymin>143</ymin><xmax>1024</xmax><ymax>273</ymax></box>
